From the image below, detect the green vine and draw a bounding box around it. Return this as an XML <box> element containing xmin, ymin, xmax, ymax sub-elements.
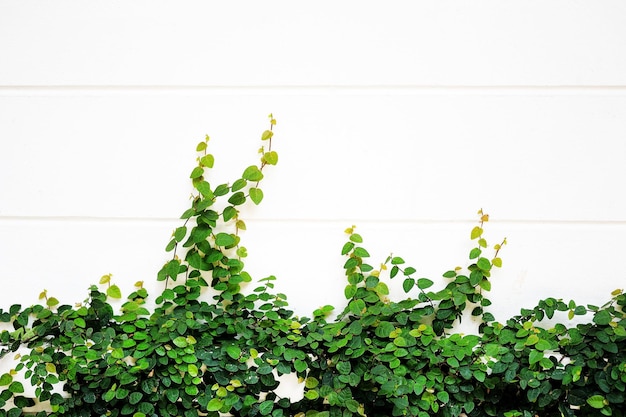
<box><xmin>0</xmin><ymin>115</ymin><xmax>624</xmax><ymax>417</ymax></box>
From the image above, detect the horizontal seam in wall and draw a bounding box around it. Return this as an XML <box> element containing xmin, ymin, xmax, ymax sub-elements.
<box><xmin>2</xmin><ymin>85</ymin><xmax>626</xmax><ymax>96</ymax></box>
<box><xmin>2</xmin><ymin>216</ymin><xmax>626</xmax><ymax>227</ymax></box>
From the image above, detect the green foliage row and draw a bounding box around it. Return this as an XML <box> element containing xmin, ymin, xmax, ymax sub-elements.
<box><xmin>0</xmin><ymin>116</ymin><xmax>625</xmax><ymax>417</ymax></box>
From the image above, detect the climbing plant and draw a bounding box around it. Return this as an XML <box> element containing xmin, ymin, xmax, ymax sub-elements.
<box><xmin>0</xmin><ymin>115</ymin><xmax>624</xmax><ymax>417</ymax></box>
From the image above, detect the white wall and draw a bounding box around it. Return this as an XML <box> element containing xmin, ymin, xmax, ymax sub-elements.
<box><xmin>1</xmin><ymin>1</ymin><xmax>626</xmax><ymax>326</ymax></box>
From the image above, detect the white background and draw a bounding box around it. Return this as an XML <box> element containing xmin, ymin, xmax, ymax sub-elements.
<box><xmin>1</xmin><ymin>1</ymin><xmax>625</xmax><ymax>329</ymax></box>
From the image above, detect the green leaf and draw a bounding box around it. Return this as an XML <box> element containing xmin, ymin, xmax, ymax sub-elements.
<box><xmin>476</xmin><ymin>257</ymin><xmax>492</xmax><ymax>271</ymax></box>
<box><xmin>166</xmin><ymin>259</ymin><xmax>180</xmax><ymax>279</ymax></box>
<box><xmin>473</xmin><ymin>370</ymin><xmax>486</xmax><ymax>382</ymax></box>
<box><xmin>304</xmin><ymin>390</ymin><xmax>319</xmax><ymax>400</ymax></box>
<box><xmin>174</xmin><ymin>226</ymin><xmax>187</xmax><ymax>242</ymax></box>
<box><xmin>479</xmin><ymin>279</ymin><xmax>491</xmax><ymax>291</ymax></box>
<box><xmin>353</xmin><ymin>247</ymin><xmax>370</xmax><ymax>258</ymax></box>
<box><xmin>593</xmin><ymin>310</ymin><xmax>612</xmax><ymax>325</ymax></box>
<box><xmin>190</xmin><ymin>166</ymin><xmax>204</xmax><ymax>179</ymax></box>
<box><xmin>173</xmin><ymin>336</ymin><xmax>187</xmax><ymax>348</ymax></box>
<box><xmin>107</xmin><ymin>285</ymin><xmax>122</xmax><ymax>299</ymax></box>
<box><xmin>470</xmin><ymin>226</ymin><xmax>483</xmax><ymax>240</ymax></box>
<box><xmin>0</xmin><ymin>374</ymin><xmax>12</xmax><ymax>386</ymax></box>
<box><xmin>437</xmin><ymin>391</ymin><xmax>450</xmax><ymax>404</ymax></box>
<box><xmin>529</xmin><ymin>349</ymin><xmax>543</xmax><ymax>365</ymax></box>
<box><xmin>200</xmin><ymin>154</ymin><xmax>214</xmax><ymax>168</ymax></box>
<box><xmin>8</xmin><ymin>381</ymin><xmax>24</xmax><ymax>393</ymax></box>
<box><xmin>344</xmin><ymin>285</ymin><xmax>357</xmax><ymax>299</ymax></box>
<box><xmin>587</xmin><ymin>395</ymin><xmax>607</xmax><ymax>409</ymax></box>
<box><xmin>376</xmin><ymin>282</ymin><xmax>389</xmax><ymax>296</ymax></box>
<box><xmin>129</xmin><ymin>392</ymin><xmax>143</xmax><ymax>405</ymax></box>
<box><xmin>341</xmin><ymin>242</ymin><xmax>355</xmax><ymax>255</ymax></box>
<box><xmin>249</xmin><ymin>187</ymin><xmax>264</xmax><ymax>205</ymax></box>
<box><xmin>261</xmin><ymin>130</ymin><xmax>273</xmax><ymax>140</ymax></box>
<box><xmin>242</xmin><ymin>165</ymin><xmax>264</xmax><ymax>182</ymax></box>
<box><xmin>207</xmin><ymin>398</ymin><xmax>223</xmax><ymax>412</ymax></box>
<box><xmin>196</xmin><ymin>141</ymin><xmax>207</xmax><ymax>152</ymax></box>
<box><xmin>180</xmin><ymin>208</ymin><xmax>195</xmax><ymax>219</ymax></box>
<box><xmin>215</xmin><ymin>233</ymin><xmax>236</xmax><ymax>247</ymax></box>
<box><xmin>535</xmin><ymin>339</ymin><xmax>552</xmax><ymax>351</ymax></box>
<box><xmin>305</xmin><ymin>377</ymin><xmax>319</xmax><ymax>389</ymax></box>
<box><xmin>165</xmin><ymin>388</ymin><xmax>179</xmax><ymax>403</ymax></box>
<box><xmin>391</xmin><ymin>257</ymin><xmax>405</xmax><ymax>265</ymax></box>
<box><xmin>403</xmin><ymin>278</ymin><xmax>415</xmax><ymax>293</ymax></box>
<box><xmin>263</xmin><ymin>151</ymin><xmax>279</xmax><ymax>165</ymax></box>
<box><xmin>195</xmin><ymin>181</ymin><xmax>213</xmax><ymax>198</ymax></box>
<box><xmin>228</xmin><ymin>191</ymin><xmax>246</xmax><ymax>206</ymax></box>
<box><xmin>469</xmin><ymin>248</ymin><xmax>481</xmax><ymax>259</ymax></box>
<box><xmin>223</xmin><ymin>206</ymin><xmax>238</xmax><ymax>222</ymax></box>
<box><xmin>225</xmin><ymin>345</ymin><xmax>241</xmax><ymax>360</ymax></box>
<box><xmin>294</xmin><ymin>359</ymin><xmax>308</xmax><ymax>372</ymax></box>
<box><xmin>525</xmin><ymin>334</ymin><xmax>539</xmax><ymax>346</ymax></box>
<box><xmin>165</xmin><ymin>239</ymin><xmax>176</xmax><ymax>252</ymax></box>
<box><xmin>417</xmin><ymin>278</ymin><xmax>434</xmax><ymax>290</ymax></box>
<box><xmin>259</xmin><ymin>400</ymin><xmax>274</xmax><ymax>415</ymax></box>
<box><xmin>349</xmin><ymin>233</ymin><xmax>363</xmax><ymax>243</ymax></box>
<box><xmin>214</xmin><ymin>183</ymin><xmax>230</xmax><ymax>196</ymax></box>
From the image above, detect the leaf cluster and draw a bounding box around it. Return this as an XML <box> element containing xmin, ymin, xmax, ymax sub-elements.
<box><xmin>0</xmin><ymin>116</ymin><xmax>624</xmax><ymax>417</ymax></box>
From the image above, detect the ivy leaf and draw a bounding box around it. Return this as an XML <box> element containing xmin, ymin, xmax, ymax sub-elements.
<box><xmin>0</xmin><ymin>374</ymin><xmax>12</xmax><ymax>386</ymax></box>
<box><xmin>8</xmin><ymin>381</ymin><xmax>24</xmax><ymax>393</ymax></box>
<box><xmin>214</xmin><ymin>183</ymin><xmax>230</xmax><ymax>196</ymax></box>
<box><xmin>190</xmin><ymin>166</ymin><xmax>204</xmax><ymax>179</ymax></box>
<box><xmin>587</xmin><ymin>395</ymin><xmax>607</xmax><ymax>409</ymax></box>
<box><xmin>107</xmin><ymin>285</ymin><xmax>122</xmax><ymax>299</ymax></box>
<box><xmin>349</xmin><ymin>234</ymin><xmax>363</xmax><ymax>243</ymax></box>
<box><xmin>476</xmin><ymin>257</ymin><xmax>492</xmax><ymax>271</ymax></box>
<box><xmin>228</xmin><ymin>191</ymin><xmax>246</xmax><ymax>206</ymax></box>
<box><xmin>403</xmin><ymin>278</ymin><xmax>415</xmax><ymax>293</ymax></box>
<box><xmin>249</xmin><ymin>187</ymin><xmax>264</xmax><ymax>205</ymax></box>
<box><xmin>174</xmin><ymin>226</ymin><xmax>187</xmax><ymax>242</ymax></box>
<box><xmin>242</xmin><ymin>165</ymin><xmax>264</xmax><ymax>182</ymax></box>
<box><xmin>417</xmin><ymin>278</ymin><xmax>434</xmax><ymax>290</ymax></box>
<box><xmin>294</xmin><ymin>359</ymin><xmax>308</xmax><ymax>373</ymax></box>
<box><xmin>376</xmin><ymin>282</ymin><xmax>389</xmax><ymax>296</ymax></box>
<box><xmin>593</xmin><ymin>310</ymin><xmax>612</xmax><ymax>325</ymax></box>
<box><xmin>263</xmin><ymin>151</ymin><xmax>279</xmax><ymax>165</ymax></box>
<box><xmin>225</xmin><ymin>345</ymin><xmax>241</xmax><ymax>360</ymax></box>
<box><xmin>470</xmin><ymin>226</ymin><xmax>483</xmax><ymax>240</ymax></box>
<box><xmin>215</xmin><ymin>233</ymin><xmax>236</xmax><ymax>247</ymax></box>
<box><xmin>166</xmin><ymin>259</ymin><xmax>180</xmax><ymax>279</ymax></box>
<box><xmin>535</xmin><ymin>339</ymin><xmax>552</xmax><ymax>351</ymax></box>
<box><xmin>341</xmin><ymin>242</ymin><xmax>355</xmax><ymax>255</ymax></box>
<box><xmin>200</xmin><ymin>154</ymin><xmax>214</xmax><ymax>168</ymax></box>
<box><xmin>261</xmin><ymin>130</ymin><xmax>273</xmax><ymax>141</ymax></box>
<box><xmin>207</xmin><ymin>398</ymin><xmax>223</xmax><ymax>412</ymax></box>
<box><xmin>344</xmin><ymin>285</ymin><xmax>357</xmax><ymax>299</ymax></box>
<box><xmin>173</xmin><ymin>337</ymin><xmax>187</xmax><ymax>348</ymax></box>
<box><xmin>195</xmin><ymin>181</ymin><xmax>213</xmax><ymax>198</ymax></box>
<box><xmin>529</xmin><ymin>349</ymin><xmax>543</xmax><ymax>365</ymax></box>
<box><xmin>223</xmin><ymin>206</ymin><xmax>238</xmax><ymax>222</ymax></box>
<box><xmin>259</xmin><ymin>400</ymin><xmax>274</xmax><ymax>415</ymax></box>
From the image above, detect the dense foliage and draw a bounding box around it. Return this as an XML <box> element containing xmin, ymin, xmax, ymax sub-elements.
<box><xmin>1</xmin><ymin>116</ymin><xmax>625</xmax><ymax>417</ymax></box>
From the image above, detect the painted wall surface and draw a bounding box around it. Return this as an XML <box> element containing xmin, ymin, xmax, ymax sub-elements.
<box><xmin>1</xmin><ymin>1</ymin><xmax>626</xmax><ymax>331</ymax></box>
